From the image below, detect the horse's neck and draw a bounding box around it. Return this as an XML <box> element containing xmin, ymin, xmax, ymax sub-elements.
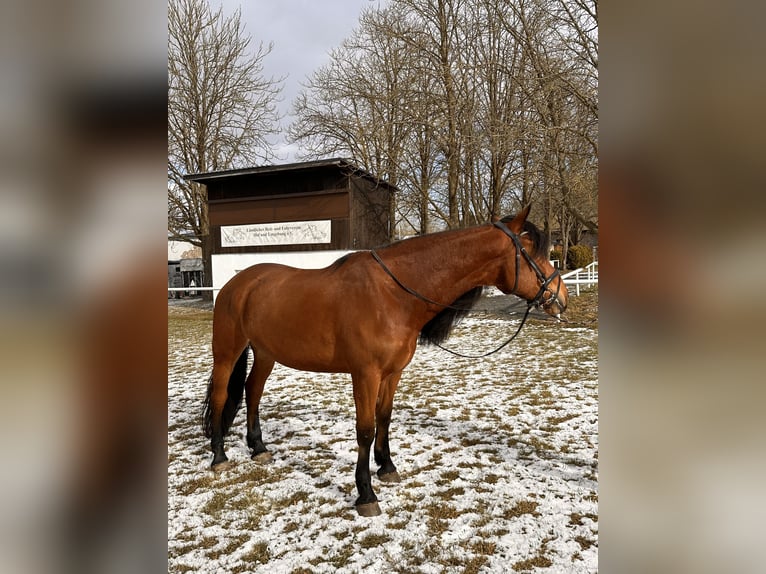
<box><xmin>380</xmin><ymin>225</ymin><xmax>505</xmax><ymax>300</ymax></box>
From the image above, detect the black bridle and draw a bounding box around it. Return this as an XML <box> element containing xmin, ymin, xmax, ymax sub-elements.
<box><xmin>491</xmin><ymin>220</ymin><xmax>562</xmax><ymax>312</ymax></box>
<box><xmin>369</xmin><ymin>220</ymin><xmax>563</xmax><ymax>358</ymax></box>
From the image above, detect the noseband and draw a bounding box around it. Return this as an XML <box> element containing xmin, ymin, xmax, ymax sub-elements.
<box><xmin>492</xmin><ymin>220</ymin><xmax>562</xmax><ymax>311</ymax></box>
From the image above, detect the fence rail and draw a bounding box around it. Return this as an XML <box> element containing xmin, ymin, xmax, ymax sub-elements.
<box><xmin>561</xmin><ymin>261</ymin><xmax>598</xmax><ymax>296</ymax></box>
<box><xmin>168</xmin><ymin>286</ymin><xmax>218</xmax><ymax>299</ymax></box>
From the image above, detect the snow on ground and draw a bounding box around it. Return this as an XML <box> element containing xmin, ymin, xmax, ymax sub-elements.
<box><xmin>168</xmin><ymin>306</ymin><xmax>597</xmax><ymax>573</ymax></box>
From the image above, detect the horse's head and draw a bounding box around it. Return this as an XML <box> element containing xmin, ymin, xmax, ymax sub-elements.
<box><xmin>494</xmin><ymin>207</ymin><xmax>568</xmax><ymax>319</ymax></box>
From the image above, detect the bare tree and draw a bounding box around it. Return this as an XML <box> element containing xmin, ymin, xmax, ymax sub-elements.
<box><xmin>498</xmin><ymin>0</ymin><xmax>597</xmax><ymax>265</ymax></box>
<box><xmin>400</xmin><ymin>0</ymin><xmax>471</xmax><ymax>228</ymax></box>
<box><xmin>289</xmin><ymin>0</ymin><xmax>597</xmax><ymax>242</ymax></box>
<box><xmin>168</xmin><ymin>0</ymin><xmax>282</xmax><ymax>291</ymax></box>
<box><xmin>290</xmin><ymin>8</ymin><xmax>421</xmax><ymax>240</ymax></box>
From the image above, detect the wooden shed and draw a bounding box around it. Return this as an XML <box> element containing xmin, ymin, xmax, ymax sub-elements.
<box><xmin>185</xmin><ymin>158</ymin><xmax>395</xmax><ymax>294</ymax></box>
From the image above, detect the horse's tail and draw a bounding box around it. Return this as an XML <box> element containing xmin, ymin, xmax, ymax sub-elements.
<box><xmin>202</xmin><ymin>347</ymin><xmax>250</xmax><ymax>438</ymax></box>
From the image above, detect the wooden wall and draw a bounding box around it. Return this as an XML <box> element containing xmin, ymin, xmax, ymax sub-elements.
<box><xmin>205</xmin><ymin>164</ymin><xmax>390</xmax><ymax>255</ymax></box>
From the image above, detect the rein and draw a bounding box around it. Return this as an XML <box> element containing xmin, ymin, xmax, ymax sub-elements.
<box><xmin>435</xmin><ymin>304</ymin><xmax>534</xmax><ymax>358</ymax></box>
<box><xmin>370</xmin><ymin>221</ymin><xmax>561</xmax><ymax>358</ymax></box>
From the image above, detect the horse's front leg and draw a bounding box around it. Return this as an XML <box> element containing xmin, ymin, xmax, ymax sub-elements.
<box><xmin>374</xmin><ymin>371</ymin><xmax>402</xmax><ymax>483</ymax></box>
<box><xmin>351</xmin><ymin>371</ymin><xmax>383</xmax><ymax>516</ymax></box>
<box><xmin>245</xmin><ymin>348</ymin><xmax>275</xmax><ymax>464</ymax></box>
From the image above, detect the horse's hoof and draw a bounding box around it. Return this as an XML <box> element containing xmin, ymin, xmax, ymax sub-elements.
<box><xmin>251</xmin><ymin>451</ymin><xmax>273</xmax><ymax>464</ymax></box>
<box><xmin>211</xmin><ymin>460</ymin><xmax>234</xmax><ymax>472</ymax></box>
<box><xmin>356</xmin><ymin>501</ymin><xmax>382</xmax><ymax>517</ymax></box>
<box><xmin>378</xmin><ymin>471</ymin><xmax>401</xmax><ymax>483</ymax></box>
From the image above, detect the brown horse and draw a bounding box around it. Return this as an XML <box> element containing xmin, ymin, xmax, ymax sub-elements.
<box><xmin>202</xmin><ymin>206</ymin><xmax>568</xmax><ymax>516</ymax></box>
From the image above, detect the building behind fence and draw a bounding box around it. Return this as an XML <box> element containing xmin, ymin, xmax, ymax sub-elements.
<box><xmin>184</xmin><ymin>158</ymin><xmax>396</xmax><ymax>299</ymax></box>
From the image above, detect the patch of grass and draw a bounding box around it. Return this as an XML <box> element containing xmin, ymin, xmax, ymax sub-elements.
<box><xmin>575</xmin><ymin>535</ymin><xmax>596</xmax><ymax>550</ymax></box>
<box><xmin>283</xmin><ymin>521</ymin><xmax>299</xmax><ymax>534</ymax></box>
<box><xmin>519</xmin><ymin>436</ymin><xmax>556</xmax><ymax>457</ymax></box>
<box><xmin>437</xmin><ymin>552</ymin><xmax>468</xmax><ymax>568</ymax></box>
<box><xmin>441</xmin><ymin>469</ymin><xmax>461</xmax><ymax>482</ymax></box>
<box><xmin>319</xmin><ymin>505</ymin><xmax>348</xmax><ymax>519</ymax></box>
<box><xmin>168</xmin><ymin>543</ymin><xmax>199</xmax><ymax>560</ymax></box>
<box><xmin>201</xmin><ymin>491</ymin><xmax>229</xmax><ymax>517</ymax></box>
<box><xmin>549</xmin><ymin>414</ymin><xmax>582</xmax><ymax>431</ymax></box>
<box><xmin>176</xmin><ymin>475</ymin><xmax>215</xmax><ymax>497</ymax></box>
<box><xmin>387</xmin><ymin>518</ymin><xmax>410</xmax><ymax>530</ymax></box>
<box><xmin>477</xmin><ymin>448</ymin><xmax>503</xmax><ymax>464</ymax></box>
<box><xmin>436</xmin><ymin>486</ymin><xmax>465</xmax><ymax>500</ymax></box>
<box><xmin>425</xmin><ymin>501</ymin><xmax>461</xmax><ymax>537</ymax></box>
<box><xmin>240</xmin><ymin>541</ymin><xmax>270</xmax><ymax>566</ymax></box>
<box><xmin>313</xmin><ymin>495</ymin><xmax>337</xmax><ymax>506</ymax></box>
<box><xmin>472</xmin><ymin>515</ymin><xmax>491</xmax><ymax>529</ymax></box>
<box><xmin>273</xmin><ymin>490</ymin><xmax>310</xmax><ymax>510</ymax></box>
<box><xmin>569</xmin><ymin>512</ymin><xmax>598</xmax><ymax>525</ymax></box>
<box><xmin>460</xmin><ymin>437</ymin><xmax>484</xmax><ymax>447</ymax></box>
<box><xmin>502</xmin><ymin>499</ymin><xmax>540</xmax><ymax>520</ymax></box>
<box><xmin>425</xmin><ymin>501</ymin><xmax>461</xmax><ymax>520</ymax></box>
<box><xmin>359</xmin><ymin>533</ymin><xmax>391</xmax><ymax>548</ymax></box>
<box><xmin>416</xmin><ymin>460</ymin><xmax>441</xmax><ymax>473</ymax></box>
<box><xmin>328</xmin><ymin>545</ymin><xmax>355</xmax><ymax>568</ymax></box>
<box><xmin>224</xmin><ymin>536</ymin><xmax>249</xmax><ymax>553</ymax></box>
<box><xmin>462</xmin><ymin>556</ymin><xmax>489</xmax><ymax>574</ymax></box>
<box><xmin>470</xmin><ymin>538</ymin><xmax>497</xmax><ymax>555</ymax></box>
<box><xmin>422</xmin><ymin>540</ymin><xmax>446</xmax><ymax>562</ymax></box>
<box><xmin>205</xmin><ymin>535</ymin><xmax>248</xmax><ymax>560</ymax></box>
<box><xmin>512</xmin><ymin>554</ymin><xmax>553</xmax><ymax>571</ymax></box>
<box><xmin>563</xmin><ymin>288</ymin><xmax>598</xmax><ymax>327</ymax></box>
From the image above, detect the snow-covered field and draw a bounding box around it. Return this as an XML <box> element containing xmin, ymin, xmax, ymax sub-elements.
<box><xmin>168</xmin><ymin>304</ymin><xmax>597</xmax><ymax>573</ymax></box>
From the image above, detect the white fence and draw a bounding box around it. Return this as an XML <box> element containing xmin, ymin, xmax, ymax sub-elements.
<box><xmin>561</xmin><ymin>260</ymin><xmax>598</xmax><ymax>296</ymax></box>
<box><xmin>168</xmin><ymin>287</ymin><xmax>218</xmax><ymax>297</ymax></box>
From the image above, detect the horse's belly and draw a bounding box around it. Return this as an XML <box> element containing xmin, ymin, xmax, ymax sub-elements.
<box><xmin>250</xmin><ymin>324</ymin><xmax>414</xmax><ymax>375</ymax></box>
<box><xmin>249</xmin><ymin>325</ymin><xmax>348</xmax><ymax>373</ymax></box>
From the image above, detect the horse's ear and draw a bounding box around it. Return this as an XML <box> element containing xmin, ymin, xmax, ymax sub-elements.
<box><xmin>490</xmin><ymin>214</ymin><xmax>500</xmax><ymax>223</ymax></box>
<box><xmin>507</xmin><ymin>205</ymin><xmax>531</xmax><ymax>233</ymax></box>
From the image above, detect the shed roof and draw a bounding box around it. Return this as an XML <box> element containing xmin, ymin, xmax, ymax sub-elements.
<box><xmin>184</xmin><ymin>157</ymin><xmax>396</xmax><ymax>190</ymax></box>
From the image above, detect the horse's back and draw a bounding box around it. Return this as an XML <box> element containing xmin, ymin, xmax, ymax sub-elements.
<box><xmin>219</xmin><ymin>253</ymin><xmax>368</xmax><ymax>297</ymax></box>
<box><xmin>215</xmin><ymin>253</ymin><xmax>374</xmax><ymax>326</ymax></box>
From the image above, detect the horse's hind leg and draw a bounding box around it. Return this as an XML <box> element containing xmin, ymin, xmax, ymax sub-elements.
<box><xmin>245</xmin><ymin>347</ymin><xmax>275</xmax><ymax>463</ymax></box>
<box><xmin>206</xmin><ymin>345</ymin><xmax>248</xmax><ymax>470</ymax></box>
<box><xmin>205</xmin><ymin>308</ymin><xmax>249</xmax><ymax>470</ymax></box>
<box><xmin>374</xmin><ymin>371</ymin><xmax>403</xmax><ymax>483</ymax></box>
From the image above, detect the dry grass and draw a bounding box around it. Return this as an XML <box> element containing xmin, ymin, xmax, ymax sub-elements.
<box><xmin>168</xmin><ymin>294</ymin><xmax>598</xmax><ymax>573</ymax></box>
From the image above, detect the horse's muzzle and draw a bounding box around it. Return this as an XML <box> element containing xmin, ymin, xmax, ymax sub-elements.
<box><xmin>542</xmin><ymin>292</ymin><xmax>568</xmax><ymax>321</ymax></box>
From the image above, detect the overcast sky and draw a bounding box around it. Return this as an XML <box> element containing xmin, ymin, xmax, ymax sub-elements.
<box><xmin>217</xmin><ymin>0</ymin><xmax>388</xmax><ymax>161</ymax></box>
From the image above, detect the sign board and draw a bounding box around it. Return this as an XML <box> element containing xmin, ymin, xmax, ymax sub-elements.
<box><xmin>220</xmin><ymin>220</ymin><xmax>332</xmax><ymax>248</ymax></box>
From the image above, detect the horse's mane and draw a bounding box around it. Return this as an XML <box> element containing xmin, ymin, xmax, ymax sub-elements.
<box><xmin>419</xmin><ymin>287</ymin><xmax>483</xmax><ymax>346</ymax></box>
<box><xmin>502</xmin><ymin>216</ymin><xmax>550</xmax><ymax>259</ymax></box>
